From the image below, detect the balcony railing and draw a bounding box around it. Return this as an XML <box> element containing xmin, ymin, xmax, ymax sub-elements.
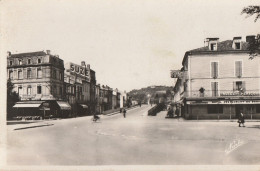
<box><xmin>185</xmin><ymin>90</ymin><xmax>260</xmax><ymax>98</ymax></box>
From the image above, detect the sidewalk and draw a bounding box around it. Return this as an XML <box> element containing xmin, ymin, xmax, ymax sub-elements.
<box><xmin>7</xmin><ymin>105</ymin><xmax>139</xmax><ymax>131</ymax></box>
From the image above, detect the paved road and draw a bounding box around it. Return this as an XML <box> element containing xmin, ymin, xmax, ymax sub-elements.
<box><xmin>6</xmin><ymin>105</ymin><xmax>260</xmax><ymax>165</ymax></box>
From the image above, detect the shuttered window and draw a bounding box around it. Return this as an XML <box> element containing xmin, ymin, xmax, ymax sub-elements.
<box><xmin>211</xmin><ymin>82</ymin><xmax>218</xmax><ymax>97</ymax></box>
<box><xmin>211</xmin><ymin>62</ymin><xmax>218</xmax><ymax>78</ymax></box>
<box><xmin>235</xmin><ymin>61</ymin><xmax>242</xmax><ymax>77</ymax></box>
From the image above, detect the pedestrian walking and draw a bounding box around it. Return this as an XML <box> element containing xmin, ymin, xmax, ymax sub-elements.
<box><xmin>123</xmin><ymin>108</ymin><xmax>126</xmax><ymax>118</ymax></box>
<box><xmin>238</xmin><ymin>112</ymin><xmax>245</xmax><ymax>127</ymax></box>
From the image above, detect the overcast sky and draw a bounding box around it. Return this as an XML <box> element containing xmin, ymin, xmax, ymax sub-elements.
<box><xmin>1</xmin><ymin>0</ymin><xmax>260</xmax><ymax>92</ymax></box>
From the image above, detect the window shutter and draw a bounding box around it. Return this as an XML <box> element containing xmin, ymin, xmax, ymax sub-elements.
<box><xmin>215</xmin><ymin>62</ymin><xmax>218</xmax><ymax>78</ymax></box>
<box><xmin>211</xmin><ymin>62</ymin><xmax>214</xmax><ymax>78</ymax></box>
<box><xmin>239</xmin><ymin>61</ymin><xmax>242</xmax><ymax>77</ymax></box>
<box><xmin>233</xmin><ymin>82</ymin><xmax>236</xmax><ymax>91</ymax></box>
<box><xmin>235</xmin><ymin>61</ymin><xmax>239</xmax><ymax>77</ymax></box>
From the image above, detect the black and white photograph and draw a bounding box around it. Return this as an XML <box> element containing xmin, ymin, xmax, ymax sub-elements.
<box><xmin>1</xmin><ymin>0</ymin><xmax>260</xmax><ymax>170</ymax></box>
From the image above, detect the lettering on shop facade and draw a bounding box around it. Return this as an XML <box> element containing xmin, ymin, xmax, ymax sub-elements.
<box><xmin>220</xmin><ymin>92</ymin><xmax>259</xmax><ymax>96</ymax></box>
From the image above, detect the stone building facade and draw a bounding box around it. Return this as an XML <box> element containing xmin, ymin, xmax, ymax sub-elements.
<box><xmin>7</xmin><ymin>50</ymin><xmax>71</xmax><ymax>118</ymax></box>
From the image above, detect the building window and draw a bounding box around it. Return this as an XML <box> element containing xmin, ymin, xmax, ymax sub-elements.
<box><xmin>53</xmin><ymin>85</ymin><xmax>56</xmax><ymax>95</ymax></box>
<box><xmin>28</xmin><ymin>58</ymin><xmax>31</xmax><ymax>64</ymax></box>
<box><xmin>37</xmin><ymin>85</ymin><xmax>42</xmax><ymax>94</ymax></box>
<box><xmin>53</xmin><ymin>69</ymin><xmax>56</xmax><ymax>79</ymax></box>
<box><xmin>208</xmin><ymin>105</ymin><xmax>223</xmax><ymax>114</ymax></box>
<box><xmin>27</xmin><ymin>69</ymin><xmax>32</xmax><ymax>79</ymax></box>
<box><xmin>233</xmin><ymin>81</ymin><xmax>245</xmax><ymax>92</ymax></box>
<box><xmin>9</xmin><ymin>61</ymin><xmax>13</xmax><ymax>66</ymax></box>
<box><xmin>27</xmin><ymin>86</ymin><xmax>32</xmax><ymax>95</ymax></box>
<box><xmin>60</xmin><ymin>87</ymin><xmax>62</xmax><ymax>96</ymax></box>
<box><xmin>211</xmin><ymin>62</ymin><xmax>218</xmax><ymax>78</ymax></box>
<box><xmin>18</xmin><ymin>59</ymin><xmax>22</xmax><ymax>65</ymax></box>
<box><xmin>18</xmin><ymin>86</ymin><xmax>22</xmax><ymax>96</ymax></box>
<box><xmin>235</xmin><ymin>61</ymin><xmax>242</xmax><ymax>77</ymax></box>
<box><xmin>37</xmin><ymin>68</ymin><xmax>42</xmax><ymax>78</ymax></box>
<box><xmin>9</xmin><ymin>71</ymin><xmax>13</xmax><ymax>79</ymax></box>
<box><xmin>38</xmin><ymin>58</ymin><xmax>42</xmax><ymax>63</ymax></box>
<box><xmin>59</xmin><ymin>72</ymin><xmax>62</xmax><ymax>80</ymax></box>
<box><xmin>235</xmin><ymin>42</ymin><xmax>241</xmax><ymax>50</ymax></box>
<box><xmin>211</xmin><ymin>82</ymin><xmax>218</xmax><ymax>97</ymax></box>
<box><xmin>18</xmin><ymin>70</ymin><xmax>22</xmax><ymax>79</ymax></box>
<box><xmin>210</xmin><ymin>43</ymin><xmax>217</xmax><ymax>51</ymax></box>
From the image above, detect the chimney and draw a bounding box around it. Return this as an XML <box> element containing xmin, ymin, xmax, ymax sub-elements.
<box><xmin>81</xmin><ymin>61</ymin><xmax>86</xmax><ymax>67</ymax></box>
<box><xmin>46</xmin><ymin>50</ymin><xmax>51</xmax><ymax>55</ymax></box>
<box><xmin>246</xmin><ymin>35</ymin><xmax>256</xmax><ymax>43</ymax></box>
<box><xmin>7</xmin><ymin>51</ymin><xmax>11</xmax><ymax>58</ymax></box>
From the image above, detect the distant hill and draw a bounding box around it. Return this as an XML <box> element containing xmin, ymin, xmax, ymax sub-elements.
<box><xmin>128</xmin><ymin>85</ymin><xmax>173</xmax><ymax>103</ymax></box>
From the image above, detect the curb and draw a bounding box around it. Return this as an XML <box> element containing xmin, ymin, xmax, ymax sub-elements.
<box><xmin>14</xmin><ymin>123</ymin><xmax>54</xmax><ymax>130</ymax></box>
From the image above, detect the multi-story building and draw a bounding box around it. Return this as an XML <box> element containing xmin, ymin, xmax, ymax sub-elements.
<box><xmin>173</xmin><ymin>36</ymin><xmax>260</xmax><ymax>119</ymax></box>
<box><xmin>64</xmin><ymin>61</ymin><xmax>90</xmax><ymax>116</ymax></box>
<box><xmin>7</xmin><ymin>50</ymin><xmax>71</xmax><ymax>118</ymax></box>
<box><xmin>95</xmin><ymin>84</ymin><xmax>101</xmax><ymax>114</ymax></box>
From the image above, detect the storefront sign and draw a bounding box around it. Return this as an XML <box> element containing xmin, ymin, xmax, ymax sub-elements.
<box><xmin>171</xmin><ymin>70</ymin><xmax>182</xmax><ymax>78</ymax></box>
<box><xmin>220</xmin><ymin>92</ymin><xmax>259</xmax><ymax>96</ymax></box>
<box><xmin>222</xmin><ymin>100</ymin><xmax>260</xmax><ymax>104</ymax></box>
<box><xmin>70</xmin><ymin>63</ymin><xmax>90</xmax><ymax>78</ymax></box>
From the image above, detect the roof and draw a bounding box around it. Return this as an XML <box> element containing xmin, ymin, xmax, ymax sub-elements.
<box><xmin>10</xmin><ymin>51</ymin><xmax>47</xmax><ymax>58</ymax></box>
<box><xmin>190</xmin><ymin>40</ymin><xmax>248</xmax><ymax>52</ymax></box>
<box><xmin>181</xmin><ymin>39</ymin><xmax>255</xmax><ymax>65</ymax></box>
<box><xmin>155</xmin><ymin>90</ymin><xmax>167</xmax><ymax>94</ymax></box>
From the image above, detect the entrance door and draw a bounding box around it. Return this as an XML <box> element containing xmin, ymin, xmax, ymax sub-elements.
<box><xmin>235</xmin><ymin>105</ymin><xmax>243</xmax><ymax>117</ymax></box>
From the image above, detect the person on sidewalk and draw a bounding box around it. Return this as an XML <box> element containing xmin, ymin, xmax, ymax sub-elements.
<box><xmin>238</xmin><ymin>112</ymin><xmax>245</xmax><ymax>127</ymax></box>
<box><xmin>123</xmin><ymin>108</ymin><xmax>126</xmax><ymax>118</ymax></box>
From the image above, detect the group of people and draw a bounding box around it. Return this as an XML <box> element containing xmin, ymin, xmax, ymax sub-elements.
<box><xmin>166</xmin><ymin>105</ymin><xmax>180</xmax><ymax>118</ymax></box>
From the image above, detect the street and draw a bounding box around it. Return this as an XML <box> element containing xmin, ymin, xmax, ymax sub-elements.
<box><xmin>6</xmin><ymin>105</ymin><xmax>260</xmax><ymax>165</ymax></box>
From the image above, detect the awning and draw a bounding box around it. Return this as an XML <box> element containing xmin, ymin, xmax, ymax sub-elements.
<box><xmin>13</xmin><ymin>102</ymin><xmax>43</xmax><ymax>108</ymax></box>
<box><xmin>79</xmin><ymin>104</ymin><xmax>88</xmax><ymax>108</ymax></box>
<box><xmin>57</xmin><ymin>101</ymin><xmax>71</xmax><ymax>110</ymax></box>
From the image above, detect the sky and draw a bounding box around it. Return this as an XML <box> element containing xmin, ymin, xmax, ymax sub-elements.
<box><xmin>1</xmin><ymin>0</ymin><xmax>260</xmax><ymax>92</ymax></box>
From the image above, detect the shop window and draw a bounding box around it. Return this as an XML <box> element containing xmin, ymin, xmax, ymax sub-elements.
<box><xmin>208</xmin><ymin>105</ymin><xmax>223</xmax><ymax>114</ymax></box>
<box><xmin>211</xmin><ymin>62</ymin><xmax>218</xmax><ymax>78</ymax></box>
<box><xmin>37</xmin><ymin>85</ymin><xmax>42</xmax><ymax>94</ymax></box>
<box><xmin>256</xmin><ymin>105</ymin><xmax>260</xmax><ymax>113</ymax></box>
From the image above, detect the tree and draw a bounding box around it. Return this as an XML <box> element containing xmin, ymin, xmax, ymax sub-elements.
<box><xmin>241</xmin><ymin>6</ymin><xmax>260</xmax><ymax>59</ymax></box>
<box><xmin>7</xmin><ymin>78</ymin><xmax>20</xmax><ymax>119</ymax></box>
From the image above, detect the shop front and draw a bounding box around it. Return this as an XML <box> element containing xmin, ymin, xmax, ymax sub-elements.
<box><xmin>185</xmin><ymin>97</ymin><xmax>260</xmax><ymax>120</ymax></box>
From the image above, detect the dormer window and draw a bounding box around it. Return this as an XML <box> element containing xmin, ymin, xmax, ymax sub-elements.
<box><xmin>210</xmin><ymin>43</ymin><xmax>217</xmax><ymax>51</ymax></box>
<box><xmin>235</xmin><ymin>42</ymin><xmax>241</xmax><ymax>50</ymax></box>
<box><xmin>38</xmin><ymin>58</ymin><xmax>42</xmax><ymax>63</ymax></box>
<box><xmin>18</xmin><ymin>59</ymin><xmax>22</xmax><ymax>65</ymax></box>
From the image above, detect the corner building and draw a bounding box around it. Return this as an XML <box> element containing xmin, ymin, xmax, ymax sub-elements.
<box><xmin>177</xmin><ymin>36</ymin><xmax>260</xmax><ymax>119</ymax></box>
<box><xmin>7</xmin><ymin>50</ymin><xmax>71</xmax><ymax>118</ymax></box>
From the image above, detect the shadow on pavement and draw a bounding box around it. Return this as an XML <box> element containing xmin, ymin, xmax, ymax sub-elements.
<box><xmin>246</xmin><ymin>125</ymin><xmax>260</xmax><ymax>129</ymax></box>
<box><xmin>7</xmin><ymin>121</ymin><xmax>41</xmax><ymax>125</ymax></box>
